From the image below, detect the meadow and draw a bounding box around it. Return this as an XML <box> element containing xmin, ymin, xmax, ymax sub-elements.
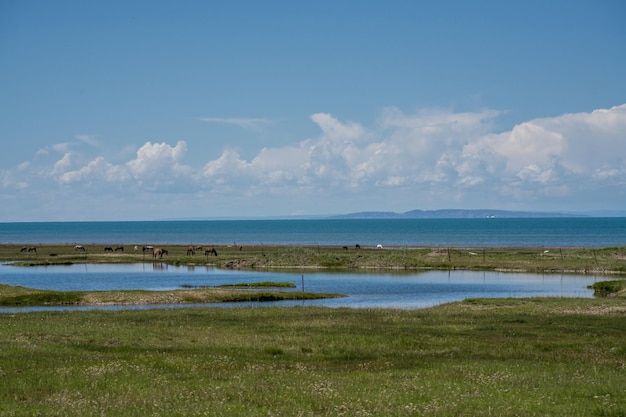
<box><xmin>0</xmin><ymin>299</ymin><xmax>625</xmax><ymax>416</ymax></box>
<box><xmin>1</xmin><ymin>243</ymin><xmax>625</xmax><ymax>416</ymax></box>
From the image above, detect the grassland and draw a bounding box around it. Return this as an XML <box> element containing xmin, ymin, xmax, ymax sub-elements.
<box><xmin>0</xmin><ymin>299</ymin><xmax>625</xmax><ymax>416</ymax></box>
<box><xmin>3</xmin><ymin>243</ymin><xmax>626</xmax><ymax>275</ymax></box>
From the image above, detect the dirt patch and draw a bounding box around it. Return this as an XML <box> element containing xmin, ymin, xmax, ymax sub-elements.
<box><xmin>562</xmin><ymin>306</ymin><xmax>626</xmax><ymax>315</ymax></box>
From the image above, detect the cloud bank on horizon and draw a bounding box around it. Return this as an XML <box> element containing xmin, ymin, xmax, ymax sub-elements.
<box><xmin>1</xmin><ymin>103</ymin><xmax>624</xmax><ymax>221</ymax></box>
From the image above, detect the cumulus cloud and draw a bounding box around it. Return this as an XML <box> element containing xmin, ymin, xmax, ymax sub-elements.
<box><xmin>2</xmin><ymin>104</ymin><xmax>625</xmax><ymax>218</ymax></box>
<box><xmin>126</xmin><ymin>141</ymin><xmax>189</xmax><ymax>177</ymax></box>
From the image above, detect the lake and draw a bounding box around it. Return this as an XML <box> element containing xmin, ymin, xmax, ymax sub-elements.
<box><xmin>2</xmin><ymin>217</ymin><xmax>625</xmax><ymax>247</ymax></box>
<box><xmin>0</xmin><ymin>263</ymin><xmax>600</xmax><ymax>313</ymax></box>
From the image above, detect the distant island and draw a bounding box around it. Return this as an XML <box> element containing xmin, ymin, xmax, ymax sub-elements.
<box><xmin>163</xmin><ymin>209</ymin><xmax>625</xmax><ymax>222</ymax></box>
<box><xmin>328</xmin><ymin>209</ymin><xmax>586</xmax><ymax>219</ymax></box>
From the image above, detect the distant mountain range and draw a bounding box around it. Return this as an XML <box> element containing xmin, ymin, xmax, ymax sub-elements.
<box><xmin>328</xmin><ymin>209</ymin><xmax>587</xmax><ymax>219</ymax></box>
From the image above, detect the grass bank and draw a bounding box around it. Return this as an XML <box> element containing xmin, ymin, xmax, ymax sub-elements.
<box><xmin>0</xmin><ymin>283</ymin><xmax>340</xmax><ymax>307</ymax></box>
<box><xmin>3</xmin><ymin>243</ymin><xmax>626</xmax><ymax>275</ymax></box>
<box><xmin>0</xmin><ymin>298</ymin><xmax>624</xmax><ymax>416</ymax></box>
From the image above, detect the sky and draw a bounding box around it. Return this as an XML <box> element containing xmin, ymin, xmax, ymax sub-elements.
<box><xmin>1</xmin><ymin>0</ymin><xmax>625</xmax><ymax>221</ymax></box>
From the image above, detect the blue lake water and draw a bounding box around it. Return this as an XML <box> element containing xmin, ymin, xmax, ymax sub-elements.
<box><xmin>1</xmin><ymin>217</ymin><xmax>625</xmax><ymax>247</ymax></box>
<box><xmin>0</xmin><ymin>263</ymin><xmax>600</xmax><ymax>313</ymax></box>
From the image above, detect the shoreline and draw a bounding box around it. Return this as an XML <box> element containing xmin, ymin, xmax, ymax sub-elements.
<box><xmin>2</xmin><ymin>243</ymin><xmax>626</xmax><ymax>275</ymax></box>
<box><xmin>1</xmin><ymin>242</ymin><xmax>625</xmax><ymax>308</ymax></box>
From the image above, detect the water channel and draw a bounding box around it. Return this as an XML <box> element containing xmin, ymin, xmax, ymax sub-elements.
<box><xmin>0</xmin><ymin>263</ymin><xmax>600</xmax><ymax>313</ymax></box>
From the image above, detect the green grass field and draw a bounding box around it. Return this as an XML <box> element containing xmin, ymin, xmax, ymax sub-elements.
<box><xmin>0</xmin><ymin>299</ymin><xmax>625</xmax><ymax>416</ymax></box>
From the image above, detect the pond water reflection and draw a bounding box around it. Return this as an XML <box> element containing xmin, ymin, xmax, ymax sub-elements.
<box><xmin>0</xmin><ymin>263</ymin><xmax>600</xmax><ymax>312</ymax></box>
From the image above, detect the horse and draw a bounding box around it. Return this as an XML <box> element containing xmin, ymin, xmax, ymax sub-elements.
<box><xmin>27</xmin><ymin>247</ymin><xmax>37</xmax><ymax>253</ymax></box>
<box><xmin>376</xmin><ymin>244</ymin><xmax>384</xmax><ymax>249</ymax></box>
<box><xmin>20</xmin><ymin>247</ymin><xmax>27</xmax><ymax>252</ymax></box>
<box><xmin>115</xmin><ymin>246</ymin><xmax>124</xmax><ymax>252</ymax></box>
<box><xmin>74</xmin><ymin>245</ymin><xmax>86</xmax><ymax>252</ymax></box>
<box><xmin>143</xmin><ymin>246</ymin><xmax>154</xmax><ymax>253</ymax></box>
<box><xmin>205</xmin><ymin>247</ymin><xmax>218</xmax><ymax>257</ymax></box>
<box><xmin>186</xmin><ymin>246</ymin><xmax>196</xmax><ymax>256</ymax></box>
<box><xmin>153</xmin><ymin>248</ymin><xmax>168</xmax><ymax>259</ymax></box>
<box><xmin>104</xmin><ymin>247</ymin><xmax>114</xmax><ymax>252</ymax></box>
<box><xmin>355</xmin><ymin>244</ymin><xmax>361</xmax><ymax>249</ymax></box>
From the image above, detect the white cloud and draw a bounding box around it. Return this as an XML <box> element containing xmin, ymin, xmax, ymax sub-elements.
<box><xmin>126</xmin><ymin>141</ymin><xmax>188</xmax><ymax>176</ymax></box>
<box><xmin>199</xmin><ymin>117</ymin><xmax>273</xmax><ymax>130</ymax></box>
<box><xmin>310</xmin><ymin>113</ymin><xmax>366</xmax><ymax>143</ymax></box>
<box><xmin>75</xmin><ymin>134</ymin><xmax>100</xmax><ymax>147</ymax></box>
<box><xmin>52</xmin><ymin>143</ymin><xmax>72</xmax><ymax>154</ymax></box>
<box><xmin>52</xmin><ymin>153</ymin><xmax>74</xmax><ymax>176</ymax></box>
<box><xmin>2</xmin><ymin>104</ymin><xmax>625</xmax><ymax>220</ymax></box>
<box><xmin>59</xmin><ymin>157</ymin><xmax>111</xmax><ymax>184</ymax></box>
<box><xmin>461</xmin><ymin>104</ymin><xmax>626</xmax><ymax>190</ymax></box>
<box><xmin>124</xmin><ymin>141</ymin><xmax>193</xmax><ymax>190</ymax></box>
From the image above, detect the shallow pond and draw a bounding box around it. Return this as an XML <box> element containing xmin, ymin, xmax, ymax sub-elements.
<box><xmin>0</xmin><ymin>263</ymin><xmax>601</xmax><ymax>312</ymax></box>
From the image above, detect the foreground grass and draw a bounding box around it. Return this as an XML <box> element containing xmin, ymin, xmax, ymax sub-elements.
<box><xmin>0</xmin><ymin>298</ymin><xmax>624</xmax><ymax>416</ymax></box>
<box><xmin>3</xmin><ymin>243</ymin><xmax>626</xmax><ymax>275</ymax></box>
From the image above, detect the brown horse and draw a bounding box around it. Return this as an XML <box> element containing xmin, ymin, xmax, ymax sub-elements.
<box><xmin>186</xmin><ymin>246</ymin><xmax>195</xmax><ymax>256</ymax></box>
<box><xmin>104</xmin><ymin>247</ymin><xmax>114</xmax><ymax>252</ymax></box>
<box><xmin>27</xmin><ymin>247</ymin><xmax>37</xmax><ymax>253</ymax></box>
<box><xmin>204</xmin><ymin>247</ymin><xmax>218</xmax><ymax>257</ymax></box>
<box><xmin>74</xmin><ymin>245</ymin><xmax>86</xmax><ymax>252</ymax></box>
<box><xmin>153</xmin><ymin>248</ymin><xmax>168</xmax><ymax>259</ymax></box>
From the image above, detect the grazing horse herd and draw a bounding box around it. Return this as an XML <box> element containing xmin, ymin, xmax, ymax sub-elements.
<box><xmin>17</xmin><ymin>244</ymin><xmax>219</xmax><ymax>259</ymax></box>
<box><xmin>18</xmin><ymin>243</ymin><xmax>373</xmax><ymax>258</ymax></box>
<box><xmin>186</xmin><ymin>245</ymin><xmax>218</xmax><ymax>257</ymax></box>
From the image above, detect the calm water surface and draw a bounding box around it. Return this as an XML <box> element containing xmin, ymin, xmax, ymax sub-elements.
<box><xmin>1</xmin><ymin>218</ymin><xmax>625</xmax><ymax>247</ymax></box>
<box><xmin>0</xmin><ymin>263</ymin><xmax>599</xmax><ymax>313</ymax></box>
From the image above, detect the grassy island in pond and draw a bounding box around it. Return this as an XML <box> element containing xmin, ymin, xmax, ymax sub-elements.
<box><xmin>0</xmin><ymin>283</ymin><xmax>340</xmax><ymax>307</ymax></box>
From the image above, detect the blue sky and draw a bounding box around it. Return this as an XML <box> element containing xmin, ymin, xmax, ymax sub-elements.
<box><xmin>1</xmin><ymin>0</ymin><xmax>625</xmax><ymax>221</ymax></box>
